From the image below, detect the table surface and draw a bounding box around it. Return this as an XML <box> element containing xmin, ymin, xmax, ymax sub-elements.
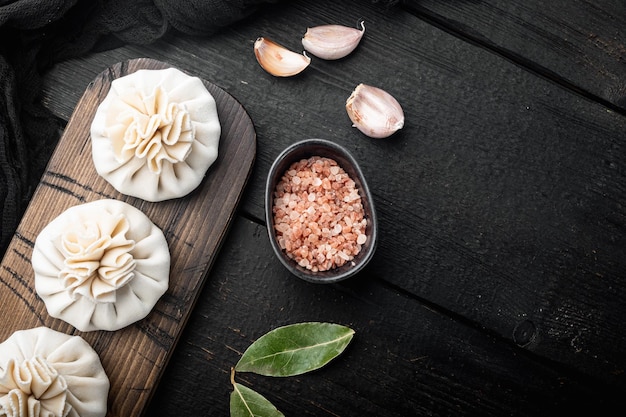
<box><xmin>24</xmin><ymin>0</ymin><xmax>626</xmax><ymax>415</ymax></box>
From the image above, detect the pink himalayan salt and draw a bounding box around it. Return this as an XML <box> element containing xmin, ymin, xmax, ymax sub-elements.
<box><xmin>273</xmin><ymin>156</ymin><xmax>367</xmax><ymax>272</ymax></box>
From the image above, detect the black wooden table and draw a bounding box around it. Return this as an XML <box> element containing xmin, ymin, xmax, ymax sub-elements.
<box><xmin>37</xmin><ymin>0</ymin><xmax>625</xmax><ymax>415</ymax></box>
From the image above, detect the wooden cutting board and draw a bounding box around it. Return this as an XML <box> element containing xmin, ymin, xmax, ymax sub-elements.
<box><xmin>0</xmin><ymin>58</ymin><xmax>256</xmax><ymax>416</ymax></box>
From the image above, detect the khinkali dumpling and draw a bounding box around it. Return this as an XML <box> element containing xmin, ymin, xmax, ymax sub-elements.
<box><xmin>32</xmin><ymin>199</ymin><xmax>170</xmax><ymax>332</ymax></box>
<box><xmin>0</xmin><ymin>327</ymin><xmax>109</xmax><ymax>417</ymax></box>
<box><xmin>90</xmin><ymin>67</ymin><xmax>221</xmax><ymax>201</ymax></box>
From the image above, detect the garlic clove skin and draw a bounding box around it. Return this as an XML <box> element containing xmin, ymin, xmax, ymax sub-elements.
<box><xmin>254</xmin><ymin>37</ymin><xmax>311</xmax><ymax>77</ymax></box>
<box><xmin>302</xmin><ymin>21</ymin><xmax>365</xmax><ymax>60</ymax></box>
<box><xmin>345</xmin><ymin>83</ymin><xmax>404</xmax><ymax>139</ymax></box>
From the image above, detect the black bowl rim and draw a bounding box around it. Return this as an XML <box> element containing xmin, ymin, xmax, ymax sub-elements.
<box><xmin>265</xmin><ymin>138</ymin><xmax>378</xmax><ymax>283</ymax></box>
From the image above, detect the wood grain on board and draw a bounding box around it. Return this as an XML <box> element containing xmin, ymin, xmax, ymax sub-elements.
<box><xmin>0</xmin><ymin>57</ymin><xmax>256</xmax><ymax>416</ymax></box>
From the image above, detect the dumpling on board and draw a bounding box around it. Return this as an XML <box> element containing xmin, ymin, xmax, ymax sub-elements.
<box><xmin>0</xmin><ymin>327</ymin><xmax>109</xmax><ymax>417</ymax></box>
<box><xmin>90</xmin><ymin>67</ymin><xmax>221</xmax><ymax>202</ymax></box>
<box><xmin>32</xmin><ymin>199</ymin><xmax>170</xmax><ymax>332</ymax></box>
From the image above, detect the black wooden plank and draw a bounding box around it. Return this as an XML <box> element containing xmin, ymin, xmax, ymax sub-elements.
<box><xmin>145</xmin><ymin>215</ymin><xmax>623</xmax><ymax>416</ymax></box>
<box><xmin>40</xmin><ymin>0</ymin><xmax>626</xmax><ymax>394</ymax></box>
<box><xmin>402</xmin><ymin>0</ymin><xmax>626</xmax><ymax>112</ymax></box>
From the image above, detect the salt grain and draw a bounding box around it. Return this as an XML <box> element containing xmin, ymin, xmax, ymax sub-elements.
<box><xmin>273</xmin><ymin>156</ymin><xmax>367</xmax><ymax>272</ymax></box>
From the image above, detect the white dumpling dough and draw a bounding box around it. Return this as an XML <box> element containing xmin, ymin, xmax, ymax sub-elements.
<box><xmin>90</xmin><ymin>67</ymin><xmax>221</xmax><ymax>201</ymax></box>
<box><xmin>0</xmin><ymin>327</ymin><xmax>109</xmax><ymax>417</ymax></box>
<box><xmin>32</xmin><ymin>199</ymin><xmax>170</xmax><ymax>332</ymax></box>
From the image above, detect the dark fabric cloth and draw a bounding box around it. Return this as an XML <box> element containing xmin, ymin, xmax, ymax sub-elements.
<box><xmin>0</xmin><ymin>0</ymin><xmax>276</xmax><ymax>257</ymax></box>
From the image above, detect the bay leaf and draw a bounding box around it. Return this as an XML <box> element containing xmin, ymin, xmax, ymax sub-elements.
<box><xmin>230</xmin><ymin>382</ymin><xmax>285</xmax><ymax>417</ymax></box>
<box><xmin>235</xmin><ymin>322</ymin><xmax>355</xmax><ymax>377</ymax></box>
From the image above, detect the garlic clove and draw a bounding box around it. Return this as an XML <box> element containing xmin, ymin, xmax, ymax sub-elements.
<box><xmin>302</xmin><ymin>21</ymin><xmax>365</xmax><ymax>60</ymax></box>
<box><xmin>345</xmin><ymin>83</ymin><xmax>404</xmax><ymax>139</ymax></box>
<box><xmin>254</xmin><ymin>37</ymin><xmax>311</xmax><ymax>77</ymax></box>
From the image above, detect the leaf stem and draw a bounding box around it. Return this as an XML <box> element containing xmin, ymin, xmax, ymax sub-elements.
<box><xmin>230</xmin><ymin>367</ymin><xmax>237</xmax><ymax>386</ymax></box>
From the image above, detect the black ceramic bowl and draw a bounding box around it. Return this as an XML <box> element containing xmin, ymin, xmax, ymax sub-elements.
<box><xmin>265</xmin><ymin>139</ymin><xmax>378</xmax><ymax>283</ymax></box>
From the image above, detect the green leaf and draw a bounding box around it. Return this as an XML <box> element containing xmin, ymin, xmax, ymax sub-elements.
<box><xmin>235</xmin><ymin>322</ymin><xmax>355</xmax><ymax>377</ymax></box>
<box><xmin>230</xmin><ymin>382</ymin><xmax>285</xmax><ymax>417</ymax></box>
